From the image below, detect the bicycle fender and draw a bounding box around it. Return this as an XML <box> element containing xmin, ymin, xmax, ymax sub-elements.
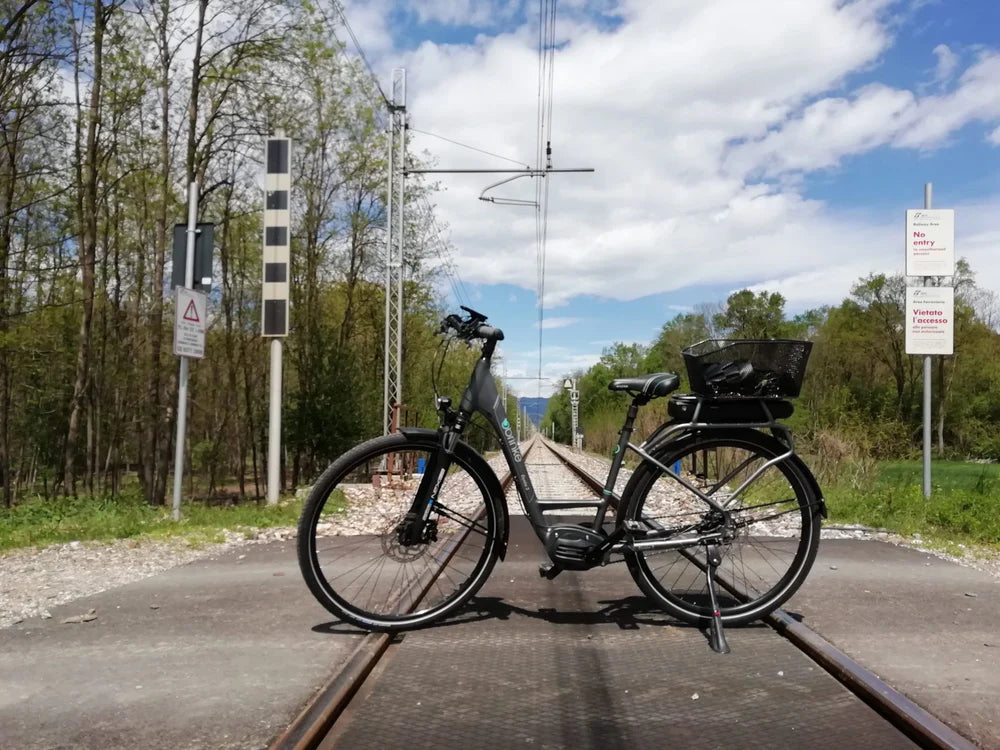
<box><xmin>786</xmin><ymin>452</ymin><xmax>827</xmax><ymax>519</ymax></box>
<box><xmin>399</xmin><ymin>427</ymin><xmax>510</xmax><ymax>560</ymax></box>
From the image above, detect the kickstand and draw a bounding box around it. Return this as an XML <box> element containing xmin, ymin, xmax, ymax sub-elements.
<box><xmin>704</xmin><ymin>545</ymin><xmax>731</xmax><ymax>654</ymax></box>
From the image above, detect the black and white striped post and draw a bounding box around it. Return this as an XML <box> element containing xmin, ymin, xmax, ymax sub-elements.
<box><xmin>263</xmin><ymin>132</ymin><xmax>291</xmax><ymax>504</ymax></box>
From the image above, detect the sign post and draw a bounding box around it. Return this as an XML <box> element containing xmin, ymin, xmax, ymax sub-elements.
<box><xmin>905</xmin><ymin>184</ymin><xmax>955</xmax><ymax>499</ymax></box>
<box><xmin>171</xmin><ymin>182</ymin><xmax>200</xmax><ymax>521</ymax></box>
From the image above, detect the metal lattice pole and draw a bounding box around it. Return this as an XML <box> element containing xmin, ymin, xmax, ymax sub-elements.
<box><xmin>383</xmin><ymin>69</ymin><xmax>406</xmax><ymax>435</ymax></box>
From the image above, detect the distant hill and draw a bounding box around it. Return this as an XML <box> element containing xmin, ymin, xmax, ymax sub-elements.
<box><xmin>517</xmin><ymin>397</ymin><xmax>550</xmax><ymax>426</ymax></box>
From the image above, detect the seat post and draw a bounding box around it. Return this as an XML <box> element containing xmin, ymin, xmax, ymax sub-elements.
<box><xmin>592</xmin><ymin>397</ymin><xmax>645</xmax><ymax>529</ymax></box>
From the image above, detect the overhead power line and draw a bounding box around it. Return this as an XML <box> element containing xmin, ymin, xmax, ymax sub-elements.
<box><xmin>408</xmin><ymin>128</ymin><xmax>530</xmax><ymax>168</ymax></box>
<box><xmin>535</xmin><ymin>0</ymin><xmax>558</xmax><ymax>396</ymax></box>
<box><xmin>326</xmin><ymin>3</ymin><xmax>472</xmax><ymax>308</ymax></box>
<box><xmin>332</xmin><ymin>1</ymin><xmax>391</xmax><ymax>108</ymax></box>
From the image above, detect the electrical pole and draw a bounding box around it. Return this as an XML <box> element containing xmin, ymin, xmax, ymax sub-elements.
<box><xmin>383</xmin><ymin>68</ymin><xmax>406</xmax><ymax>435</ymax></box>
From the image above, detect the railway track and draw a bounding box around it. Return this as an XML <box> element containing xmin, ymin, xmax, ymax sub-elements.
<box><xmin>271</xmin><ymin>439</ymin><xmax>537</xmax><ymax>750</ymax></box>
<box><xmin>272</xmin><ymin>436</ymin><xmax>973</xmax><ymax>750</ymax></box>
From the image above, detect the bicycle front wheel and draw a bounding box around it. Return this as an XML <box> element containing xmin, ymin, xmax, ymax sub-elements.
<box><xmin>297</xmin><ymin>432</ymin><xmax>503</xmax><ymax>631</ymax></box>
<box><xmin>623</xmin><ymin>428</ymin><xmax>821</xmax><ymax>626</ymax></box>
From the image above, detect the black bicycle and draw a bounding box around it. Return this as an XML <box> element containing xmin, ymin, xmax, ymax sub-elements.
<box><xmin>298</xmin><ymin>307</ymin><xmax>825</xmax><ymax>651</ymax></box>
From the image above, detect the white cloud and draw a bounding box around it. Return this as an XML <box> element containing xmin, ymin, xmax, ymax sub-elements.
<box><xmin>400</xmin><ymin>0</ymin><xmax>521</xmax><ymax>27</ymax></box>
<box><xmin>499</xmin><ymin>346</ymin><xmax>601</xmax><ymax>396</ymax></box>
<box><xmin>931</xmin><ymin>43</ymin><xmax>959</xmax><ymax>85</ymax></box>
<box><xmin>357</xmin><ymin>0</ymin><xmax>1000</xmax><ymax>312</ymax></box>
<box><xmin>989</xmin><ymin>125</ymin><xmax>1000</xmax><ymax>145</ymax></box>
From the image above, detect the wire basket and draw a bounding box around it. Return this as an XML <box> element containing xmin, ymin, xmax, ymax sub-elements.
<box><xmin>682</xmin><ymin>339</ymin><xmax>813</xmax><ymax>398</ymax></box>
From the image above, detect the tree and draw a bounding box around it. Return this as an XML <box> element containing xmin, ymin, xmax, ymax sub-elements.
<box><xmin>713</xmin><ymin>289</ymin><xmax>788</xmax><ymax>338</ymax></box>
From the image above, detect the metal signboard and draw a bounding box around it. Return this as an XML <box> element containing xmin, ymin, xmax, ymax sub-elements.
<box><xmin>905</xmin><ymin>209</ymin><xmax>955</xmax><ymax>277</ymax></box>
<box><xmin>262</xmin><ymin>137</ymin><xmax>291</xmax><ymax>337</ymax></box>
<box><xmin>171</xmin><ymin>223</ymin><xmax>214</xmax><ymax>293</ymax></box>
<box><xmin>905</xmin><ymin>286</ymin><xmax>954</xmax><ymax>355</ymax></box>
<box><xmin>173</xmin><ymin>286</ymin><xmax>207</xmax><ymax>358</ymax></box>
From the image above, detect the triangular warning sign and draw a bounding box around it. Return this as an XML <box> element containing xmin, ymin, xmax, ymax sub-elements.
<box><xmin>183</xmin><ymin>299</ymin><xmax>200</xmax><ymax>323</ymax></box>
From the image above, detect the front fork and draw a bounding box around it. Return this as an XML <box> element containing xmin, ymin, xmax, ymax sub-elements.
<box><xmin>397</xmin><ymin>401</ymin><xmax>462</xmax><ymax>546</ymax></box>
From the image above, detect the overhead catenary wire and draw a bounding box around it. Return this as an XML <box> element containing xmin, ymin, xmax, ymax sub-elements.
<box><xmin>325</xmin><ymin>2</ymin><xmax>471</xmax><ymax>308</ymax></box>
<box><xmin>331</xmin><ymin>1</ymin><xmax>392</xmax><ymax>109</ymax></box>
<box><xmin>535</xmin><ymin>0</ymin><xmax>558</xmax><ymax>396</ymax></box>
<box><xmin>408</xmin><ymin>127</ymin><xmax>531</xmax><ymax>169</ymax></box>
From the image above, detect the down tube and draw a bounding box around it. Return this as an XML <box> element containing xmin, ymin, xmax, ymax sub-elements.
<box><xmin>466</xmin><ymin>361</ymin><xmax>544</xmax><ymax>526</ymax></box>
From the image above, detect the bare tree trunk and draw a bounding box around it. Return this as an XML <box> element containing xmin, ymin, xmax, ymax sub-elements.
<box><xmin>143</xmin><ymin>0</ymin><xmax>174</xmax><ymax>505</ymax></box>
<box><xmin>65</xmin><ymin>0</ymin><xmax>110</xmax><ymax>496</ymax></box>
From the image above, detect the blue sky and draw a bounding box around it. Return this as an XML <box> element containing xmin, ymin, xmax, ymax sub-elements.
<box><xmin>344</xmin><ymin>0</ymin><xmax>1000</xmax><ymax>397</ymax></box>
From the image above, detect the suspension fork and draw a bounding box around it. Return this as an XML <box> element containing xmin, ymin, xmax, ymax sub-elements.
<box><xmin>399</xmin><ymin>413</ymin><xmax>464</xmax><ymax>544</ymax></box>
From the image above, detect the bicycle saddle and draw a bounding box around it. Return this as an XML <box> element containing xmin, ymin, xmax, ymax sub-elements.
<box><xmin>608</xmin><ymin>372</ymin><xmax>680</xmax><ymax>398</ymax></box>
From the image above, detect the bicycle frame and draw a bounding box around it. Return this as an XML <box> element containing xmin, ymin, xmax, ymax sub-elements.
<box><xmin>413</xmin><ymin>336</ymin><xmax>801</xmax><ymax>561</ymax></box>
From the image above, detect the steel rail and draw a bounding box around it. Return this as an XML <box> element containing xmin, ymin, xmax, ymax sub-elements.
<box><xmin>542</xmin><ymin>437</ymin><xmax>974</xmax><ymax>750</ymax></box>
<box><xmin>270</xmin><ymin>439</ymin><xmax>536</xmax><ymax>750</ymax></box>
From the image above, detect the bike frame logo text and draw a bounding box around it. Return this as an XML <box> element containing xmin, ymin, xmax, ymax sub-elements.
<box><xmin>501</xmin><ymin>418</ymin><xmax>522</xmax><ymax>461</ymax></box>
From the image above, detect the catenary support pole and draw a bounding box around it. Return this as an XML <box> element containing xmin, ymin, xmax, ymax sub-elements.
<box><xmin>172</xmin><ymin>181</ymin><xmax>198</xmax><ymax>521</ymax></box>
<box><xmin>382</xmin><ymin>100</ymin><xmax>394</xmax><ymax>435</ymax></box>
<box><xmin>923</xmin><ymin>183</ymin><xmax>932</xmax><ymax>499</ymax></box>
<box><xmin>395</xmin><ymin>70</ymin><xmax>406</xmax><ymax>414</ymax></box>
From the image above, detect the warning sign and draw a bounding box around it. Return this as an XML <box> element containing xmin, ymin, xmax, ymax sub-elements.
<box><xmin>183</xmin><ymin>299</ymin><xmax>200</xmax><ymax>323</ymax></box>
<box><xmin>173</xmin><ymin>287</ymin><xmax>207</xmax><ymax>358</ymax></box>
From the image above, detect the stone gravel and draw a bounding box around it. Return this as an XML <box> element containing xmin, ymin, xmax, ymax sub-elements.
<box><xmin>0</xmin><ymin>448</ymin><xmax>517</xmax><ymax>631</ymax></box>
<box><xmin>4</xmin><ymin>439</ymin><xmax>997</xmax><ymax>630</ymax></box>
<box><xmin>546</xmin><ymin>439</ymin><xmax>1000</xmax><ymax>579</ymax></box>
<box><xmin>0</xmin><ymin>527</ymin><xmax>296</xmax><ymax>630</ymax></box>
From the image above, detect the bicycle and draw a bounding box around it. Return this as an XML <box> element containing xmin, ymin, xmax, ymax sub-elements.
<box><xmin>298</xmin><ymin>307</ymin><xmax>825</xmax><ymax>652</ymax></box>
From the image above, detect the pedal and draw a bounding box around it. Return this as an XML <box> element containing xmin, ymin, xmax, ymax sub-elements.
<box><xmin>538</xmin><ymin>562</ymin><xmax>563</xmax><ymax>580</ymax></box>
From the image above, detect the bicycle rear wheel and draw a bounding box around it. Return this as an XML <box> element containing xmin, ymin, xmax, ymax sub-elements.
<box><xmin>297</xmin><ymin>432</ymin><xmax>504</xmax><ymax>631</ymax></box>
<box><xmin>623</xmin><ymin>428</ymin><xmax>822</xmax><ymax>626</ymax></box>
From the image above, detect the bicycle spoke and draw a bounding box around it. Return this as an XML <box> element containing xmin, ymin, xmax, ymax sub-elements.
<box><xmin>629</xmin><ymin>433</ymin><xmax>819</xmax><ymax>624</ymax></box>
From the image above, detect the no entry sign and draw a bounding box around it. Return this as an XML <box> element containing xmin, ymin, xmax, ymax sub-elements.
<box><xmin>905</xmin><ymin>209</ymin><xmax>955</xmax><ymax>277</ymax></box>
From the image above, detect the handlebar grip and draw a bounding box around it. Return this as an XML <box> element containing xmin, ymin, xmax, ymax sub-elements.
<box><xmin>476</xmin><ymin>325</ymin><xmax>504</xmax><ymax>341</ymax></box>
<box><xmin>441</xmin><ymin>314</ymin><xmax>463</xmax><ymax>334</ymax></box>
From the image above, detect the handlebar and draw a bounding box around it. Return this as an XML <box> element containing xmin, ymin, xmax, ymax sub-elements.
<box><xmin>440</xmin><ymin>310</ymin><xmax>504</xmax><ymax>342</ymax></box>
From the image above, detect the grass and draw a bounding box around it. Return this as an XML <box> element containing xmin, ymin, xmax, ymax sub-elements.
<box><xmin>823</xmin><ymin>459</ymin><xmax>1000</xmax><ymax>551</ymax></box>
<box><xmin>876</xmin><ymin>460</ymin><xmax>1000</xmax><ymax>494</ymax></box>
<box><xmin>0</xmin><ymin>490</ymin><xmax>305</xmax><ymax>553</ymax></box>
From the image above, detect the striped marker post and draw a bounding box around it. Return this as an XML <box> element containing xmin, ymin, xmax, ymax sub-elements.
<box><xmin>263</xmin><ymin>133</ymin><xmax>291</xmax><ymax>504</ymax></box>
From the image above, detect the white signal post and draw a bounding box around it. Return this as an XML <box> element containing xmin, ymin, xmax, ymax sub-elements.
<box><xmin>263</xmin><ymin>133</ymin><xmax>292</xmax><ymax>505</ymax></box>
<box><xmin>564</xmin><ymin>378</ymin><xmax>580</xmax><ymax>451</ymax></box>
<box><xmin>171</xmin><ymin>182</ymin><xmax>200</xmax><ymax>521</ymax></box>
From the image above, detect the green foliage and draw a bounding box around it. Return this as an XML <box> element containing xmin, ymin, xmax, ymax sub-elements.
<box><xmin>826</xmin><ymin>461</ymin><xmax>1000</xmax><ymax>547</ymax></box>
<box><xmin>0</xmin><ymin>491</ymin><xmax>304</xmax><ymax>552</ymax></box>
<box><xmin>713</xmin><ymin>289</ymin><xmax>789</xmax><ymax>338</ymax></box>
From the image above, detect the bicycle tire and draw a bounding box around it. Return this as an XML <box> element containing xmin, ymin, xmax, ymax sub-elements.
<box><xmin>623</xmin><ymin>428</ymin><xmax>821</xmax><ymax>626</ymax></box>
<box><xmin>297</xmin><ymin>432</ymin><xmax>504</xmax><ymax>631</ymax></box>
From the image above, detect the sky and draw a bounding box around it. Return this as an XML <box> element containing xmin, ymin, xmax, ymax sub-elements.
<box><xmin>342</xmin><ymin>0</ymin><xmax>1000</xmax><ymax>397</ymax></box>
